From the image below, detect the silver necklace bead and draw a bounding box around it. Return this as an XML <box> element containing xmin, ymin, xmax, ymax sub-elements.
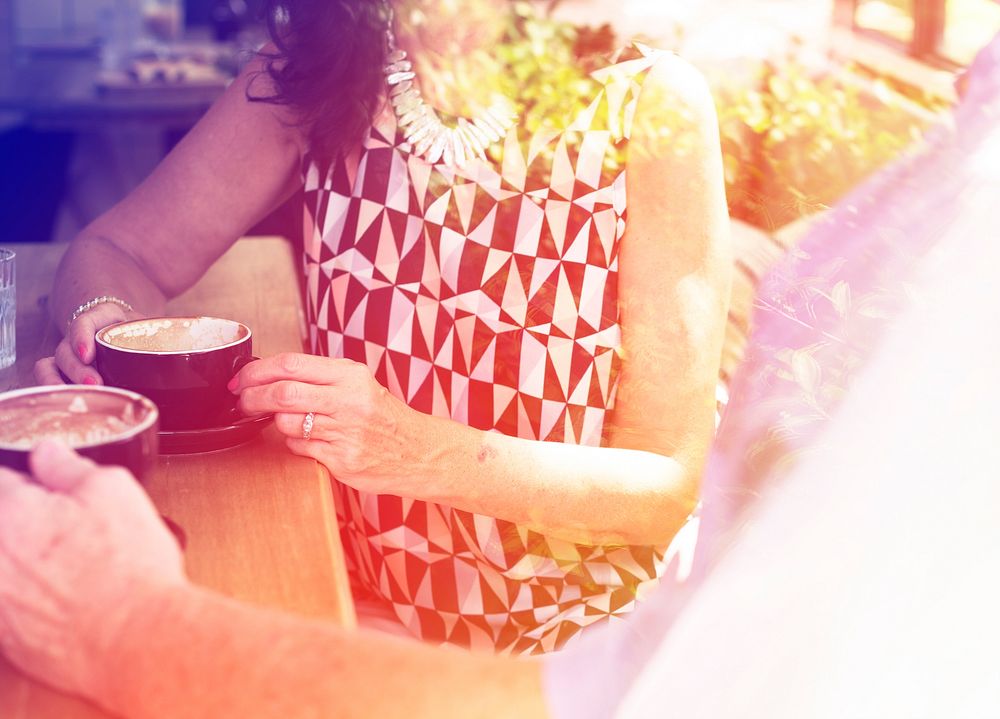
<box><xmin>383</xmin><ymin>31</ymin><xmax>515</xmax><ymax>168</ymax></box>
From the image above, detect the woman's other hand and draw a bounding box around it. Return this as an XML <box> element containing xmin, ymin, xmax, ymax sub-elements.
<box><xmin>32</xmin><ymin>302</ymin><xmax>134</xmax><ymax>385</ymax></box>
<box><xmin>232</xmin><ymin>354</ymin><xmax>432</xmax><ymax>492</ymax></box>
<box><xmin>0</xmin><ymin>442</ymin><xmax>185</xmax><ymax>702</ymax></box>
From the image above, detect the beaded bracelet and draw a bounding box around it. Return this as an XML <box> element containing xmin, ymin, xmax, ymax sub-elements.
<box><xmin>68</xmin><ymin>296</ymin><xmax>135</xmax><ymax>327</ymax></box>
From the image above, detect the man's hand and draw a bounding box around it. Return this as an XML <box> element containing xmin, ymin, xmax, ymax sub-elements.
<box><xmin>0</xmin><ymin>442</ymin><xmax>185</xmax><ymax>703</ymax></box>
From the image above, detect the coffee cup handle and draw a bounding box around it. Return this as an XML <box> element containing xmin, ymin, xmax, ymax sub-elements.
<box><xmin>227</xmin><ymin>356</ymin><xmax>260</xmax><ymax>422</ymax></box>
<box><xmin>231</xmin><ymin>355</ymin><xmax>260</xmax><ymax>377</ymax></box>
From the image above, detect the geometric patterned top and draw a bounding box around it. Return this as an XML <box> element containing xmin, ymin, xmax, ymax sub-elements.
<box><xmin>301</xmin><ymin>44</ymin><xmax>694</xmax><ymax>655</ymax></box>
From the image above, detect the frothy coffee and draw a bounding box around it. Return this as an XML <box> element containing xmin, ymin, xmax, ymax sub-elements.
<box><xmin>98</xmin><ymin>317</ymin><xmax>249</xmax><ymax>354</ymax></box>
<box><xmin>0</xmin><ymin>389</ymin><xmax>150</xmax><ymax>449</ymax></box>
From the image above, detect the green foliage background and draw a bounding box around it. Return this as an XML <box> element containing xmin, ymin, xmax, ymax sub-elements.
<box><xmin>497</xmin><ymin>3</ymin><xmax>947</xmax><ymax>230</ymax></box>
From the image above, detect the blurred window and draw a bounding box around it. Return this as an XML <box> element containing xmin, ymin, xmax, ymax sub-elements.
<box><xmin>837</xmin><ymin>0</ymin><xmax>1000</xmax><ymax>67</ymax></box>
<box><xmin>856</xmin><ymin>0</ymin><xmax>916</xmax><ymax>46</ymax></box>
<box><xmin>942</xmin><ymin>0</ymin><xmax>1000</xmax><ymax>64</ymax></box>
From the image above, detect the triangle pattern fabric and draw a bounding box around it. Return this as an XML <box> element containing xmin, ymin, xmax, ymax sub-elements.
<box><xmin>300</xmin><ymin>44</ymin><xmax>675</xmax><ymax>657</ymax></box>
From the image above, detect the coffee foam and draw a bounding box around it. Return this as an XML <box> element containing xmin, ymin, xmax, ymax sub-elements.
<box><xmin>0</xmin><ymin>390</ymin><xmax>151</xmax><ymax>449</ymax></box>
<box><xmin>100</xmin><ymin>317</ymin><xmax>248</xmax><ymax>353</ymax></box>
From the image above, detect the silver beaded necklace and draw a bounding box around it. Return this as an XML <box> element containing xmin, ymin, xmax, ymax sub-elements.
<box><xmin>383</xmin><ymin>8</ymin><xmax>517</xmax><ymax>167</ymax></box>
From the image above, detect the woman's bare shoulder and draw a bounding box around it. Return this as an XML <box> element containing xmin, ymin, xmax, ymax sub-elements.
<box><xmin>632</xmin><ymin>50</ymin><xmax>718</xmax><ymax>146</ymax></box>
<box><xmin>629</xmin><ymin>52</ymin><xmax>719</xmax><ymax>165</ymax></box>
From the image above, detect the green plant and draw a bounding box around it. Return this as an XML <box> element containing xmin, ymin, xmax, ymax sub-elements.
<box><xmin>495</xmin><ymin>2</ymin><xmax>617</xmax><ymax>134</ymax></box>
<box><xmin>715</xmin><ymin>56</ymin><xmax>948</xmax><ymax>229</ymax></box>
<box><xmin>466</xmin><ymin>5</ymin><xmax>949</xmax><ymax>231</ymax></box>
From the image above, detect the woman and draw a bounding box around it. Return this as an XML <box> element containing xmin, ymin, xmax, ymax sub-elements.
<box><xmin>34</xmin><ymin>0</ymin><xmax>730</xmax><ymax>654</ymax></box>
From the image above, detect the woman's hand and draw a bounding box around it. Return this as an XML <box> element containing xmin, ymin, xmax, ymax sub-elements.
<box><xmin>0</xmin><ymin>442</ymin><xmax>185</xmax><ymax>703</ymax></box>
<box><xmin>232</xmin><ymin>354</ymin><xmax>436</xmax><ymax>494</ymax></box>
<box><xmin>33</xmin><ymin>302</ymin><xmax>135</xmax><ymax>385</ymax></box>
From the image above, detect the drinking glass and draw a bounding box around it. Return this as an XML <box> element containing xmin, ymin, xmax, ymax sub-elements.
<box><xmin>0</xmin><ymin>249</ymin><xmax>13</xmax><ymax>370</ymax></box>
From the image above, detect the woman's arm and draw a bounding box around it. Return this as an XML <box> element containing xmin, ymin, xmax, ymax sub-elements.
<box><xmin>38</xmin><ymin>53</ymin><xmax>305</xmax><ymax>385</ymax></box>
<box><xmin>470</xmin><ymin>53</ymin><xmax>729</xmax><ymax>546</ymax></box>
<box><xmin>602</xmin><ymin>53</ymin><xmax>732</xmax><ymax>523</ymax></box>
<box><xmin>235</xmin><ymin>54</ymin><xmax>730</xmax><ymax>547</ymax></box>
<box><xmin>237</xmin><ymin>355</ymin><xmax>700</xmax><ymax>546</ymax></box>
<box><xmin>441</xmin><ymin>54</ymin><xmax>729</xmax><ymax>547</ymax></box>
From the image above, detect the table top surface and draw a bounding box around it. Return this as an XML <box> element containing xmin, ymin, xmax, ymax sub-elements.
<box><xmin>0</xmin><ymin>238</ymin><xmax>355</xmax><ymax>718</ymax></box>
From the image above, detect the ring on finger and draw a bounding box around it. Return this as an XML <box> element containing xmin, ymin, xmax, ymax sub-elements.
<box><xmin>302</xmin><ymin>412</ymin><xmax>316</xmax><ymax>440</ymax></box>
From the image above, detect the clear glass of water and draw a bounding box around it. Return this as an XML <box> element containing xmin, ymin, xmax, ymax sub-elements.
<box><xmin>0</xmin><ymin>249</ymin><xmax>14</xmax><ymax>370</ymax></box>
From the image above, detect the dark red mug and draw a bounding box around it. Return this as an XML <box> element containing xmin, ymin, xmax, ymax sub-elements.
<box><xmin>95</xmin><ymin>316</ymin><xmax>256</xmax><ymax>431</ymax></box>
<box><xmin>0</xmin><ymin>385</ymin><xmax>159</xmax><ymax>481</ymax></box>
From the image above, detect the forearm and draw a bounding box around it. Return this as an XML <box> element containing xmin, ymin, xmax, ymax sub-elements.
<box><xmin>48</xmin><ymin>54</ymin><xmax>306</xmax><ymax>333</ymax></box>
<box><xmin>50</xmin><ymin>233</ymin><xmax>167</xmax><ymax>331</ymax></box>
<box><xmin>101</xmin><ymin>584</ymin><xmax>547</xmax><ymax>719</ymax></box>
<box><xmin>413</xmin><ymin>415</ymin><xmax>698</xmax><ymax>546</ymax></box>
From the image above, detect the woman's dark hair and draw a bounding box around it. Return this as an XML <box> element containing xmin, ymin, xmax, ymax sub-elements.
<box><xmin>251</xmin><ymin>0</ymin><xmax>389</xmax><ymax>163</ymax></box>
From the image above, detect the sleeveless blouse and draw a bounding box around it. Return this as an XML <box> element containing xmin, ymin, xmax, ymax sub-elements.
<box><xmin>301</xmin><ymin>44</ymin><xmax>691</xmax><ymax>655</ymax></box>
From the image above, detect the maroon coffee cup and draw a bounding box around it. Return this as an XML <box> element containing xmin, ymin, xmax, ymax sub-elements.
<box><xmin>0</xmin><ymin>385</ymin><xmax>159</xmax><ymax>482</ymax></box>
<box><xmin>95</xmin><ymin>316</ymin><xmax>256</xmax><ymax>431</ymax></box>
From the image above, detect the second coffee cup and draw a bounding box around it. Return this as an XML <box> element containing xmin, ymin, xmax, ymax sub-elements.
<box><xmin>95</xmin><ymin>316</ymin><xmax>256</xmax><ymax>431</ymax></box>
<box><xmin>0</xmin><ymin>385</ymin><xmax>159</xmax><ymax>481</ymax></box>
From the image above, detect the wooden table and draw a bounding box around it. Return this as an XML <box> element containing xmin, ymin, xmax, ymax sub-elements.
<box><xmin>0</xmin><ymin>238</ymin><xmax>356</xmax><ymax>718</ymax></box>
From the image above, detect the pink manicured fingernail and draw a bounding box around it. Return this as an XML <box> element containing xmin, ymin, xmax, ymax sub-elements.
<box><xmin>82</xmin><ymin>376</ymin><xmax>97</xmax><ymax>385</ymax></box>
<box><xmin>77</xmin><ymin>343</ymin><xmax>87</xmax><ymax>361</ymax></box>
<box><xmin>227</xmin><ymin>376</ymin><xmax>239</xmax><ymax>392</ymax></box>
